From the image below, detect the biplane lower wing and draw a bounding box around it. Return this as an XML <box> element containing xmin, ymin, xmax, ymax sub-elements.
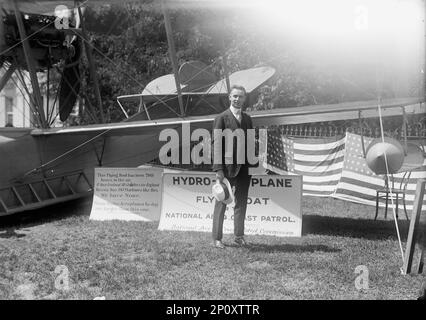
<box><xmin>32</xmin><ymin>96</ymin><xmax>425</xmax><ymax>137</ymax></box>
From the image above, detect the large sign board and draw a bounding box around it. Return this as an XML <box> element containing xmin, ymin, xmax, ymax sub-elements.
<box><xmin>90</xmin><ymin>167</ymin><xmax>163</xmax><ymax>221</ymax></box>
<box><xmin>158</xmin><ymin>173</ymin><xmax>302</xmax><ymax>237</ymax></box>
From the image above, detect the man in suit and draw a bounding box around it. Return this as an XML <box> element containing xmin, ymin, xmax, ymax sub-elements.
<box><xmin>212</xmin><ymin>85</ymin><xmax>254</xmax><ymax>249</ymax></box>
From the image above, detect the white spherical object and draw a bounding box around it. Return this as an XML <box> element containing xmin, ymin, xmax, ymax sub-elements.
<box><xmin>365</xmin><ymin>138</ymin><xmax>404</xmax><ymax>174</ymax></box>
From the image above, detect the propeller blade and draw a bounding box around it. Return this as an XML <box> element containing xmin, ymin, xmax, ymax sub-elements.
<box><xmin>59</xmin><ymin>64</ymin><xmax>80</xmax><ymax>121</ymax></box>
<box><xmin>59</xmin><ymin>39</ymin><xmax>82</xmax><ymax>121</ymax></box>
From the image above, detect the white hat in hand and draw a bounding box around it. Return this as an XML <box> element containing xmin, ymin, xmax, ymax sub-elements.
<box><xmin>212</xmin><ymin>178</ymin><xmax>234</xmax><ymax>205</ymax></box>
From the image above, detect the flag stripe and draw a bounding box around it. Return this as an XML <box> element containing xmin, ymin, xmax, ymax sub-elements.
<box><xmin>303</xmin><ymin>179</ymin><xmax>341</xmax><ymax>186</ymax></box>
<box><xmin>304</xmin><ymin>193</ymin><xmax>331</xmax><ymax>197</ymax></box>
<box><xmin>334</xmin><ymin>194</ymin><xmax>426</xmax><ymax>211</ymax></box>
<box><xmin>295</xmin><ymin>161</ymin><xmax>344</xmax><ymax>173</ymax></box>
<box><xmin>293</xmin><ymin>156</ymin><xmax>345</xmax><ymax>167</ymax></box>
<box><xmin>394</xmin><ymin>169</ymin><xmax>426</xmax><ymax>178</ymax></box>
<box><xmin>343</xmin><ymin>180</ymin><xmax>425</xmax><ymax>194</ymax></box>
<box><xmin>339</xmin><ymin>172</ymin><xmax>383</xmax><ymax>186</ymax></box>
<box><xmin>303</xmin><ymin>190</ymin><xmax>335</xmax><ymax>196</ymax></box>
<box><xmin>293</xmin><ymin>140</ymin><xmax>345</xmax><ymax>151</ymax></box>
<box><xmin>336</xmin><ymin>179</ymin><xmax>426</xmax><ymax>200</ymax></box>
<box><xmin>293</xmin><ymin>168</ymin><xmax>343</xmax><ymax>176</ymax></box>
<box><xmin>301</xmin><ymin>174</ymin><xmax>342</xmax><ymax>183</ymax></box>
<box><xmin>293</xmin><ymin>149</ymin><xmax>345</xmax><ymax>161</ymax></box>
<box><xmin>303</xmin><ymin>184</ymin><xmax>337</xmax><ymax>192</ymax></box>
<box><xmin>291</xmin><ymin>144</ymin><xmax>345</xmax><ymax>155</ymax></box>
<box><xmin>334</xmin><ymin>189</ymin><xmax>426</xmax><ymax>207</ymax></box>
<box><xmin>336</xmin><ymin>182</ymin><xmax>378</xmax><ymax>197</ymax></box>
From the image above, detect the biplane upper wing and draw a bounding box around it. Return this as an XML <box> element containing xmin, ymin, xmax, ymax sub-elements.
<box><xmin>206</xmin><ymin>66</ymin><xmax>276</xmax><ymax>94</ymax></box>
<box><xmin>117</xmin><ymin>66</ymin><xmax>276</xmax><ymax>104</ymax></box>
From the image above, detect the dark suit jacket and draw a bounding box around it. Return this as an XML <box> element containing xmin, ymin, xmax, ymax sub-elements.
<box><xmin>212</xmin><ymin>108</ymin><xmax>254</xmax><ymax>178</ymax></box>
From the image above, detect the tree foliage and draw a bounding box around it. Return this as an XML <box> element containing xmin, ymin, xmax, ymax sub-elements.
<box><xmin>74</xmin><ymin>2</ymin><xmax>422</xmax><ymax>125</ymax></box>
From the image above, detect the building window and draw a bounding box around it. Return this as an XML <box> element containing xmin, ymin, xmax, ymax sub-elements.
<box><xmin>5</xmin><ymin>97</ymin><xmax>14</xmax><ymax>126</ymax></box>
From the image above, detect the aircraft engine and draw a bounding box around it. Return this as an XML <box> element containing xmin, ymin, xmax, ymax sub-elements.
<box><xmin>1</xmin><ymin>5</ymin><xmax>82</xmax><ymax>123</ymax></box>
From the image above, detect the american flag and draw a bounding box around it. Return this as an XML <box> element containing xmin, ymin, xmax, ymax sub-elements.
<box><xmin>334</xmin><ymin>132</ymin><xmax>426</xmax><ymax>211</ymax></box>
<box><xmin>266</xmin><ymin>131</ymin><xmax>426</xmax><ymax>210</ymax></box>
<box><xmin>265</xmin><ymin>130</ymin><xmax>346</xmax><ymax>197</ymax></box>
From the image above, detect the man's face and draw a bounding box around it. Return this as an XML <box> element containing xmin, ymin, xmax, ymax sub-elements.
<box><xmin>229</xmin><ymin>88</ymin><xmax>246</xmax><ymax>109</ymax></box>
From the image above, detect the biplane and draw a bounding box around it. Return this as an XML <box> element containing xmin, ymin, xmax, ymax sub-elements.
<box><xmin>0</xmin><ymin>0</ymin><xmax>424</xmax><ymax>216</ymax></box>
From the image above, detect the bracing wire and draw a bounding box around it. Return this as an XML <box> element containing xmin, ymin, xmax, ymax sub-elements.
<box><xmin>4</xmin><ymin>66</ymin><xmax>37</xmax><ymax>127</ymax></box>
<box><xmin>377</xmin><ymin>98</ymin><xmax>406</xmax><ymax>268</ymax></box>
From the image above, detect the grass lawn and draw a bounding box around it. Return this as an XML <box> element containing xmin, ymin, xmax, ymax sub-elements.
<box><xmin>0</xmin><ymin>195</ymin><xmax>425</xmax><ymax>300</ymax></box>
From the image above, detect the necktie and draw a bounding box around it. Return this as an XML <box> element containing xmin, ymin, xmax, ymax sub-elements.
<box><xmin>235</xmin><ymin>111</ymin><xmax>241</xmax><ymax>122</ymax></box>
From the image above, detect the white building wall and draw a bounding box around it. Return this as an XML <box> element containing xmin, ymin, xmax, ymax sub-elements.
<box><xmin>13</xmin><ymin>90</ymin><xmax>27</xmax><ymax>127</ymax></box>
<box><xmin>0</xmin><ymin>71</ymin><xmax>58</xmax><ymax>128</ymax></box>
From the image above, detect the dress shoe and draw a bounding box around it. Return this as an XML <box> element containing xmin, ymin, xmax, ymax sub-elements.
<box><xmin>234</xmin><ymin>237</ymin><xmax>247</xmax><ymax>246</ymax></box>
<box><xmin>214</xmin><ymin>240</ymin><xmax>225</xmax><ymax>249</ymax></box>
